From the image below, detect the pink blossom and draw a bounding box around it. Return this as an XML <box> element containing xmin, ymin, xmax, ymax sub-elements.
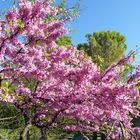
<box><xmin>0</xmin><ymin>1</ymin><xmax>139</xmax><ymax>140</ymax></box>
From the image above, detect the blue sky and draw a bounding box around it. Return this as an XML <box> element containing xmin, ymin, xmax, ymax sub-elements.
<box><xmin>68</xmin><ymin>0</ymin><xmax>140</xmax><ymax>62</ymax></box>
<box><xmin>0</xmin><ymin>0</ymin><xmax>140</xmax><ymax>62</ymax></box>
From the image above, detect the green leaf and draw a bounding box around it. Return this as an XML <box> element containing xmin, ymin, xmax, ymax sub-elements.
<box><xmin>17</xmin><ymin>19</ymin><xmax>24</xmax><ymax>29</ymax></box>
<box><xmin>5</xmin><ymin>27</ymin><xmax>10</xmax><ymax>37</ymax></box>
<box><xmin>1</xmin><ymin>81</ymin><xmax>9</xmax><ymax>88</ymax></box>
<box><xmin>1</xmin><ymin>94</ymin><xmax>6</xmax><ymax>100</ymax></box>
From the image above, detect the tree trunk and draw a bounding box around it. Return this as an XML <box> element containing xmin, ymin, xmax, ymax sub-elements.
<box><xmin>40</xmin><ymin>128</ymin><xmax>47</xmax><ymax>140</ymax></box>
<box><xmin>92</xmin><ymin>132</ymin><xmax>97</xmax><ymax>140</ymax></box>
<box><xmin>27</xmin><ymin>131</ymin><xmax>30</xmax><ymax>140</ymax></box>
<box><xmin>19</xmin><ymin>115</ymin><xmax>31</xmax><ymax>140</ymax></box>
<box><xmin>19</xmin><ymin>124</ymin><xmax>32</xmax><ymax>140</ymax></box>
<box><xmin>101</xmin><ymin>133</ymin><xmax>106</xmax><ymax>140</ymax></box>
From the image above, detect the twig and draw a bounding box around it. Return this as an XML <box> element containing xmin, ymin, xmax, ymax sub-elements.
<box><xmin>0</xmin><ymin>116</ymin><xmax>17</xmax><ymax>121</ymax></box>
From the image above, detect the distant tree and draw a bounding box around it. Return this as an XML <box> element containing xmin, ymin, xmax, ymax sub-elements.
<box><xmin>77</xmin><ymin>31</ymin><xmax>127</xmax><ymax>72</ymax></box>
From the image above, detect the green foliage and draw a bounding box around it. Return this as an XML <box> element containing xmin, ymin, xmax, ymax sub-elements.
<box><xmin>120</xmin><ymin>62</ymin><xmax>135</xmax><ymax>82</ymax></box>
<box><xmin>0</xmin><ymin>128</ymin><xmax>20</xmax><ymax>140</ymax></box>
<box><xmin>77</xmin><ymin>31</ymin><xmax>127</xmax><ymax>72</ymax></box>
<box><xmin>56</xmin><ymin>36</ymin><xmax>73</xmax><ymax>46</ymax></box>
<box><xmin>5</xmin><ymin>27</ymin><xmax>11</xmax><ymax>37</ymax></box>
<box><xmin>17</xmin><ymin>19</ymin><xmax>25</xmax><ymax>29</ymax></box>
<box><xmin>0</xmin><ymin>104</ymin><xmax>24</xmax><ymax>129</ymax></box>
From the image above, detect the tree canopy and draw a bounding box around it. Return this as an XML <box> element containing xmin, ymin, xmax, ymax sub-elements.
<box><xmin>77</xmin><ymin>31</ymin><xmax>127</xmax><ymax>72</ymax></box>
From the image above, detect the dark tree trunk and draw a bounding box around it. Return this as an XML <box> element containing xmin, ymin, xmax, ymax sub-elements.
<box><xmin>40</xmin><ymin>128</ymin><xmax>47</xmax><ymax>140</ymax></box>
<box><xmin>101</xmin><ymin>133</ymin><xmax>106</xmax><ymax>140</ymax></box>
<box><xmin>92</xmin><ymin>132</ymin><xmax>97</xmax><ymax>140</ymax></box>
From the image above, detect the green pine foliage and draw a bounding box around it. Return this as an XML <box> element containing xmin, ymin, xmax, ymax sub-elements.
<box><xmin>77</xmin><ymin>31</ymin><xmax>127</xmax><ymax>72</ymax></box>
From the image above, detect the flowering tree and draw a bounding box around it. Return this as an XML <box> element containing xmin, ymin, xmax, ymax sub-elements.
<box><xmin>0</xmin><ymin>0</ymin><xmax>140</xmax><ymax>140</ymax></box>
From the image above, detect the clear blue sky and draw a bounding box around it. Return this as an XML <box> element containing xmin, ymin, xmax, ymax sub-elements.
<box><xmin>0</xmin><ymin>0</ymin><xmax>140</xmax><ymax>61</ymax></box>
<box><xmin>68</xmin><ymin>0</ymin><xmax>140</xmax><ymax>62</ymax></box>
